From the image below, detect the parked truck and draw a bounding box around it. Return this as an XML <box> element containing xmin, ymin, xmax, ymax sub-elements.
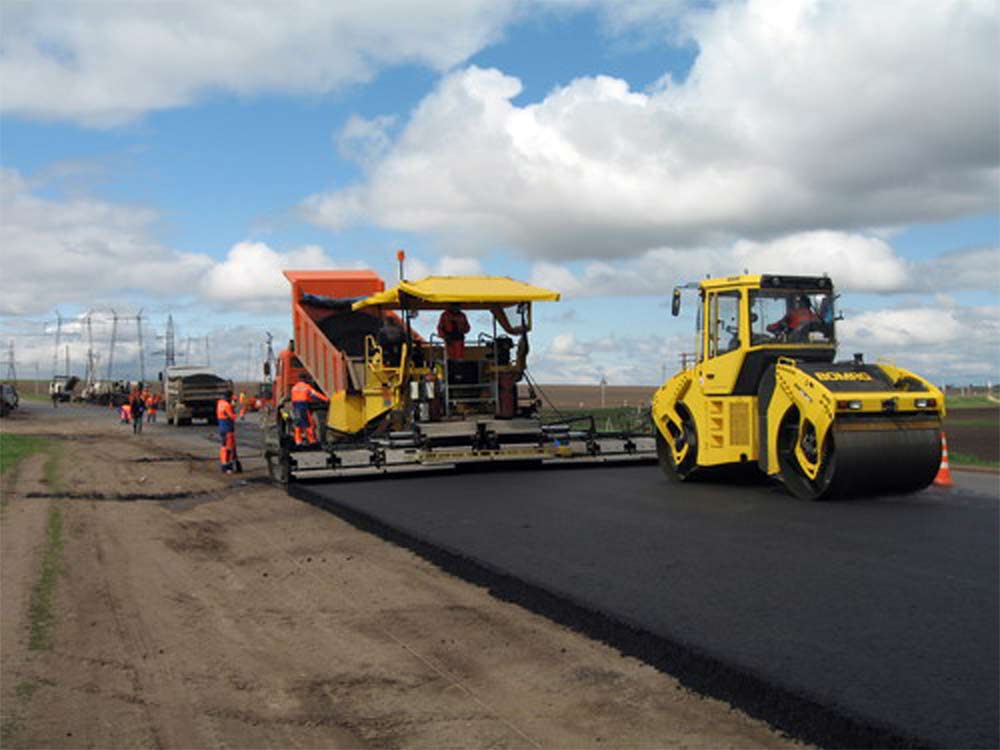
<box><xmin>79</xmin><ymin>379</ymin><xmax>132</xmax><ymax>406</ymax></box>
<box><xmin>162</xmin><ymin>366</ymin><xmax>233</xmax><ymax>426</ymax></box>
<box><xmin>48</xmin><ymin>375</ymin><xmax>79</xmax><ymax>403</ymax></box>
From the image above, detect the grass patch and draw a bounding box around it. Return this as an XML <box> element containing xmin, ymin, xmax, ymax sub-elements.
<box><xmin>946</xmin><ymin>395</ymin><xmax>1000</xmax><ymax>409</ymax></box>
<box><xmin>540</xmin><ymin>405</ymin><xmax>651</xmax><ymax>433</ymax></box>
<box><xmin>41</xmin><ymin>443</ymin><xmax>64</xmax><ymax>494</ymax></box>
<box><xmin>0</xmin><ymin>434</ymin><xmax>49</xmax><ymax>476</ymax></box>
<box><xmin>949</xmin><ymin>452</ymin><xmax>1000</xmax><ymax>469</ymax></box>
<box><xmin>14</xmin><ymin>681</ymin><xmax>37</xmax><ymax>700</ymax></box>
<box><xmin>28</xmin><ymin>502</ymin><xmax>64</xmax><ymax>650</ymax></box>
<box><xmin>0</xmin><ymin>716</ymin><xmax>24</xmax><ymax>746</ymax></box>
<box><xmin>17</xmin><ymin>392</ymin><xmax>53</xmax><ymax>403</ymax></box>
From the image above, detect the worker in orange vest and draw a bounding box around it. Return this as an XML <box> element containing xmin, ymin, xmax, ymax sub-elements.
<box><xmin>437</xmin><ymin>304</ymin><xmax>470</xmax><ymax>360</ymax></box>
<box><xmin>216</xmin><ymin>390</ymin><xmax>238</xmax><ymax>474</ymax></box>
<box><xmin>291</xmin><ymin>374</ymin><xmax>329</xmax><ymax>446</ymax></box>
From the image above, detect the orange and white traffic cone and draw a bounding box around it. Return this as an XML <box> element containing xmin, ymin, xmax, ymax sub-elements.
<box><xmin>934</xmin><ymin>431</ymin><xmax>954</xmax><ymax>487</ymax></box>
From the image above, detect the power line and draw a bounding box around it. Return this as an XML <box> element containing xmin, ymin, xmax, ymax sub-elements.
<box><xmin>2</xmin><ymin>340</ymin><xmax>17</xmax><ymax>382</ymax></box>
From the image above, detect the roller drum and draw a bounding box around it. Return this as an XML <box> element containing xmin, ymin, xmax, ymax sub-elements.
<box><xmin>780</xmin><ymin>418</ymin><xmax>942</xmax><ymax>501</ymax></box>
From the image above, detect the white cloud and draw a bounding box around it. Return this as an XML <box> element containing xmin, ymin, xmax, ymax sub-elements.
<box><xmin>0</xmin><ymin>167</ymin><xmax>366</xmax><ymax>315</ymax></box>
<box><xmin>337</xmin><ymin>114</ymin><xmax>398</xmax><ymax>168</ymax></box>
<box><xmin>200</xmin><ymin>242</ymin><xmax>366</xmax><ymax>308</ymax></box>
<box><xmin>0</xmin><ymin>167</ymin><xmax>212</xmax><ymax>315</ymax></box>
<box><xmin>838</xmin><ymin>303</ymin><xmax>1000</xmax><ymax>381</ymax></box>
<box><xmin>306</xmin><ymin>0</ymin><xmax>998</xmax><ymax>259</ymax></box>
<box><xmin>403</xmin><ymin>255</ymin><xmax>485</xmax><ymax>280</ymax></box>
<box><xmin>530</xmin><ymin>230</ymin><xmax>997</xmax><ymax>298</ymax></box>
<box><xmin>731</xmin><ymin>233</ymin><xmax>910</xmax><ymax>292</ymax></box>
<box><xmin>0</xmin><ymin>1</ymin><xmax>521</xmax><ymax>127</ymax></box>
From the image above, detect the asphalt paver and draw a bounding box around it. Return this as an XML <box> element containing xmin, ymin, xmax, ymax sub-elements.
<box><xmin>299</xmin><ymin>465</ymin><xmax>999</xmax><ymax>749</ymax></box>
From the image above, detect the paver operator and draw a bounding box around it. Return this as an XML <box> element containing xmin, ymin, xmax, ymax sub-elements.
<box><xmin>437</xmin><ymin>304</ymin><xmax>470</xmax><ymax>360</ymax></box>
<box><xmin>291</xmin><ymin>373</ymin><xmax>329</xmax><ymax>446</ymax></box>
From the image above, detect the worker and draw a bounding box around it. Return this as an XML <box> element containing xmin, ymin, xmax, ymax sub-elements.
<box><xmin>129</xmin><ymin>391</ymin><xmax>145</xmax><ymax>434</ymax></box>
<box><xmin>120</xmin><ymin>401</ymin><xmax>131</xmax><ymax>424</ymax></box>
<box><xmin>216</xmin><ymin>389</ymin><xmax>237</xmax><ymax>474</ymax></box>
<box><xmin>437</xmin><ymin>304</ymin><xmax>470</xmax><ymax>360</ymax></box>
<box><xmin>291</xmin><ymin>373</ymin><xmax>329</xmax><ymax>446</ymax></box>
<box><xmin>767</xmin><ymin>294</ymin><xmax>818</xmax><ymax>337</ymax></box>
<box><xmin>145</xmin><ymin>392</ymin><xmax>157</xmax><ymax>423</ymax></box>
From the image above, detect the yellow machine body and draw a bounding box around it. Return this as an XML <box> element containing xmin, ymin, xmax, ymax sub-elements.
<box><xmin>266</xmin><ymin>271</ymin><xmax>654</xmax><ymax>482</ymax></box>
<box><xmin>651</xmin><ymin>274</ymin><xmax>945</xmax><ymax>499</ymax></box>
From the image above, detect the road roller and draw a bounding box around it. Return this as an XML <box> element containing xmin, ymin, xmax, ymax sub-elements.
<box><xmin>651</xmin><ymin>274</ymin><xmax>945</xmax><ymax>500</ymax></box>
<box><xmin>263</xmin><ymin>263</ymin><xmax>655</xmax><ymax>483</ymax></box>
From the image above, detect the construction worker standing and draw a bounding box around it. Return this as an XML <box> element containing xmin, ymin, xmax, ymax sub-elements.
<box><xmin>291</xmin><ymin>373</ymin><xmax>329</xmax><ymax>446</ymax></box>
<box><xmin>129</xmin><ymin>391</ymin><xmax>145</xmax><ymax>434</ymax></box>
<box><xmin>437</xmin><ymin>304</ymin><xmax>470</xmax><ymax>360</ymax></box>
<box><xmin>217</xmin><ymin>390</ymin><xmax>238</xmax><ymax>474</ymax></box>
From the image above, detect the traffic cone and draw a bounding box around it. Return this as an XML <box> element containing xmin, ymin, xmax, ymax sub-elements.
<box><xmin>934</xmin><ymin>431</ymin><xmax>954</xmax><ymax>487</ymax></box>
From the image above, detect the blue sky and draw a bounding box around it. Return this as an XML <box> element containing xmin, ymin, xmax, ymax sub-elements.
<box><xmin>2</xmin><ymin>0</ymin><xmax>998</xmax><ymax>385</ymax></box>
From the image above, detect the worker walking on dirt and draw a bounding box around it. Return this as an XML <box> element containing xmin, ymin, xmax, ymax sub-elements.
<box><xmin>437</xmin><ymin>304</ymin><xmax>470</xmax><ymax>360</ymax></box>
<box><xmin>291</xmin><ymin>373</ymin><xmax>329</xmax><ymax>446</ymax></box>
<box><xmin>216</xmin><ymin>390</ymin><xmax>238</xmax><ymax>474</ymax></box>
<box><xmin>129</xmin><ymin>392</ymin><xmax>145</xmax><ymax>434</ymax></box>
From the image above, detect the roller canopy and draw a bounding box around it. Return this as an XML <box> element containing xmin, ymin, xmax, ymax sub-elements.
<box><xmin>352</xmin><ymin>276</ymin><xmax>560</xmax><ymax>311</ymax></box>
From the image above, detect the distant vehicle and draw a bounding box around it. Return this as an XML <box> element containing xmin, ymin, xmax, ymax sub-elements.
<box><xmin>162</xmin><ymin>366</ymin><xmax>233</xmax><ymax>426</ymax></box>
<box><xmin>79</xmin><ymin>379</ymin><xmax>131</xmax><ymax>406</ymax></box>
<box><xmin>49</xmin><ymin>375</ymin><xmax>79</xmax><ymax>403</ymax></box>
<box><xmin>0</xmin><ymin>383</ymin><xmax>19</xmax><ymax>417</ymax></box>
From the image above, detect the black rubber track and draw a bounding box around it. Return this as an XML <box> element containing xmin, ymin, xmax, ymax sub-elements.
<box><xmin>292</xmin><ymin>464</ymin><xmax>999</xmax><ymax>749</ymax></box>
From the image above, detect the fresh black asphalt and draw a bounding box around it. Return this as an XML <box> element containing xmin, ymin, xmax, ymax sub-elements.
<box><xmin>297</xmin><ymin>465</ymin><xmax>999</xmax><ymax>749</ymax></box>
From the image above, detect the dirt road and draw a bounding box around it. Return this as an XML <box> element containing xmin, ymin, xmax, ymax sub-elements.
<box><xmin>1</xmin><ymin>404</ymin><xmax>797</xmax><ymax>749</ymax></box>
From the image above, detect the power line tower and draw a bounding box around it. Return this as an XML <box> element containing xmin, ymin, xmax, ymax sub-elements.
<box><xmin>107</xmin><ymin>309</ymin><xmax>119</xmax><ymax>379</ymax></box>
<box><xmin>263</xmin><ymin>332</ymin><xmax>275</xmax><ymax>386</ymax></box>
<box><xmin>85</xmin><ymin>312</ymin><xmax>96</xmax><ymax>386</ymax></box>
<box><xmin>165</xmin><ymin>314</ymin><xmax>176</xmax><ymax>368</ymax></box>
<box><xmin>2</xmin><ymin>340</ymin><xmax>16</xmax><ymax>382</ymax></box>
<box><xmin>136</xmin><ymin>309</ymin><xmax>146</xmax><ymax>383</ymax></box>
<box><xmin>51</xmin><ymin>310</ymin><xmax>63</xmax><ymax>378</ymax></box>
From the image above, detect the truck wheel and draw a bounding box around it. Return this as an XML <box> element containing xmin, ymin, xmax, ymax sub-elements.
<box><xmin>655</xmin><ymin>409</ymin><xmax>698</xmax><ymax>481</ymax></box>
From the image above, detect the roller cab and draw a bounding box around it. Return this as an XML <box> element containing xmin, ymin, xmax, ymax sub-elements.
<box><xmin>265</xmin><ymin>269</ymin><xmax>655</xmax><ymax>482</ymax></box>
<box><xmin>652</xmin><ymin>274</ymin><xmax>944</xmax><ymax>500</ymax></box>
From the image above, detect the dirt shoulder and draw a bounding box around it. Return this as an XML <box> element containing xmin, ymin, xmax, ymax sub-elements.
<box><xmin>1</xmin><ymin>405</ymin><xmax>798</xmax><ymax>749</ymax></box>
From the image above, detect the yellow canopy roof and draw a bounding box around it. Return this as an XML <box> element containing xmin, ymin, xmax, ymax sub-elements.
<box><xmin>352</xmin><ymin>276</ymin><xmax>560</xmax><ymax>310</ymax></box>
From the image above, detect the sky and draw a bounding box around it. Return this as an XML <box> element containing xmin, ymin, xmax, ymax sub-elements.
<box><xmin>1</xmin><ymin>0</ymin><xmax>998</xmax><ymax>387</ymax></box>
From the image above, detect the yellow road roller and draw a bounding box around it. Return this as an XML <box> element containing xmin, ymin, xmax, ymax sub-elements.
<box><xmin>651</xmin><ymin>274</ymin><xmax>945</xmax><ymax>500</ymax></box>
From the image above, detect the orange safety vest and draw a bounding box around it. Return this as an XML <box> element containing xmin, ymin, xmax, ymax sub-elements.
<box><xmin>291</xmin><ymin>381</ymin><xmax>328</xmax><ymax>403</ymax></box>
<box><xmin>216</xmin><ymin>399</ymin><xmax>236</xmax><ymax>421</ymax></box>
